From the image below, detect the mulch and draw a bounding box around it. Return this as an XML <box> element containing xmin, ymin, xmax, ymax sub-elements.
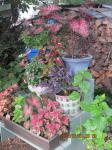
<box><xmin>0</xmin><ymin>138</ymin><xmax>37</xmax><ymax>150</ymax></box>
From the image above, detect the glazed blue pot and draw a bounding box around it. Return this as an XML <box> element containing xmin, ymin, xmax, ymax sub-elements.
<box><xmin>62</xmin><ymin>55</ymin><xmax>93</xmax><ymax>76</ymax></box>
<box><xmin>27</xmin><ymin>48</ymin><xmax>39</xmax><ymax>62</ymax></box>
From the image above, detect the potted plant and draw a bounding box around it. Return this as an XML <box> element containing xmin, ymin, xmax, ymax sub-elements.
<box><xmin>38</xmin><ymin>4</ymin><xmax>94</xmax><ymax>75</ymax></box>
<box><xmin>55</xmin><ymin>70</ymin><xmax>92</xmax><ymax>116</ymax></box>
<box><xmin>21</xmin><ymin>19</ymin><xmax>49</xmax><ymax>62</ymax></box>
<box><xmin>25</xmin><ymin>48</ymin><xmax>63</xmax><ymax>95</ymax></box>
<box><xmin>75</xmin><ymin>94</ymin><xmax>112</xmax><ymax>150</ymax></box>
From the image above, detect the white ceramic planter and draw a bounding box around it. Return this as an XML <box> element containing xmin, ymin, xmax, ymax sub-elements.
<box><xmin>55</xmin><ymin>95</ymin><xmax>80</xmax><ymax>117</ymax></box>
<box><xmin>28</xmin><ymin>85</ymin><xmax>51</xmax><ymax>96</ymax></box>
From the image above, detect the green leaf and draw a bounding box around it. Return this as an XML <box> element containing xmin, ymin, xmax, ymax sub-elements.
<box><xmin>83</xmin><ymin>71</ymin><xmax>92</xmax><ymax>79</ymax></box>
<box><xmin>69</xmin><ymin>91</ymin><xmax>80</xmax><ymax>101</ymax></box>
<box><xmin>73</xmin><ymin>74</ymin><xmax>83</xmax><ymax>86</ymax></box>
<box><xmin>79</xmin><ymin>81</ymin><xmax>89</xmax><ymax>94</ymax></box>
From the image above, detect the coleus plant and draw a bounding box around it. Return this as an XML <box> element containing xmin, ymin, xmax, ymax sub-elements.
<box><xmin>0</xmin><ymin>84</ymin><xmax>18</xmax><ymax>117</ymax></box>
<box><xmin>38</xmin><ymin>3</ymin><xmax>95</xmax><ymax>58</ymax></box>
<box><xmin>75</xmin><ymin>94</ymin><xmax>112</xmax><ymax>150</ymax></box>
<box><xmin>12</xmin><ymin>95</ymin><xmax>69</xmax><ymax>139</ymax></box>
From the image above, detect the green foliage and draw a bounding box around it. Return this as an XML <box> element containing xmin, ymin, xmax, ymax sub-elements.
<box><xmin>25</xmin><ymin>58</ymin><xmax>44</xmax><ymax>85</ymax></box>
<box><xmin>12</xmin><ymin>96</ymin><xmax>25</xmax><ymax>124</ymax></box>
<box><xmin>0</xmin><ymin>58</ymin><xmax>27</xmax><ymax>92</ymax></box>
<box><xmin>69</xmin><ymin>70</ymin><xmax>92</xmax><ymax>101</ymax></box>
<box><xmin>69</xmin><ymin>91</ymin><xmax>80</xmax><ymax>101</ymax></box>
<box><xmin>75</xmin><ymin>94</ymin><xmax>112</xmax><ymax>150</ymax></box>
<box><xmin>21</xmin><ymin>30</ymin><xmax>49</xmax><ymax>49</ymax></box>
<box><xmin>73</xmin><ymin>70</ymin><xmax>92</xmax><ymax>94</ymax></box>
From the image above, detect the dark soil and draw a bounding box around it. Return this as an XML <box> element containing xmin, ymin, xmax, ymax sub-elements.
<box><xmin>0</xmin><ymin>138</ymin><xmax>37</xmax><ymax>150</ymax></box>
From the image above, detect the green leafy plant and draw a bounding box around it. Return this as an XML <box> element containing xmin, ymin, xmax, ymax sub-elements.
<box><xmin>0</xmin><ymin>58</ymin><xmax>27</xmax><ymax>92</ymax></box>
<box><xmin>69</xmin><ymin>70</ymin><xmax>92</xmax><ymax>101</ymax></box>
<box><xmin>25</xmin><ymin>58</ymin><xmax>44</xmax><ymax>86</ymax></box>
<box><xmin>12</xmin><ymin>96</ymin><xmax>25</xmax><ymax>124</ymax></box>
<box><xmin>21</xmin><ymin>30</ymin><xmax>49</xmax><ymax>49</ymax></box>
<box><xmin>75</xmin><ymin>94</ymin><xmax>112</xmax><ymax>150</ymax></box>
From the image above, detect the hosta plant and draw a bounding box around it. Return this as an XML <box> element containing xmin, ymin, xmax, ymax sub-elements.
<box><xmin>75</xmin><ymin>94</ymin><xmax>112</xmax><ymax>150</ymax></box>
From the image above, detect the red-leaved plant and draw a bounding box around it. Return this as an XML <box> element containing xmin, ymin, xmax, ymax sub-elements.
<box><xmin>23</xmin><ymin>96</ymin><xmax>69</xmax><ymax>139</ymax></box>
<box><xmin>0</xmin><ymin>84</ymin><xmax>18</xmax><ymax>117</ymax></box>
<box><xmin>38</xmin><ymin>3</ymin><xmax>95</xmax><ymax>58</ymax></box>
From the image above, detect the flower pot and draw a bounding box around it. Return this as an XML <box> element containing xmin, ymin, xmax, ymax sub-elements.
<box><xmin>62</xmin><ymin>55</ymin><xmax>93</xmax><ymax>75</ymax></box>
<box><xmin>27</xmin><ymin>48</ymin><xmax>39</xmax><ymax>62</ymax></box>
<box><xmin>28</xmin><ymin>85</ymin><xmax>51</xmax><ymax>96</ymax></box>
<box><xmin>2</xmin><ymin>118</ymin><xmax>60</xmax><ymax>150</ymax></box>
<box><xmin>55</xmin><ymin>95</ymin><xmax>80</xmax><ymax>117</ymax></box>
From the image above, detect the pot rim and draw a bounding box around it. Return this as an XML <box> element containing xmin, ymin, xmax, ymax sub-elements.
<box><xmin>62</xmin><ymin>54</ymin><xmax>93</xmax><ymax>62</ymax></box>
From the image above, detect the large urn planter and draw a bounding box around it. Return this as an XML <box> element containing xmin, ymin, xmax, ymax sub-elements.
<box><xmin>62</xmin><ymin>55</ymin><xmax>93</xmax><ymax>75</ymax></box>
<box><xmin>2</xmin><ymin>118</ymin><xmax>60</xmax><ymax>150</ymax></box>
<box><xmin>55</xmin><ymin>95</ymin><xmax>80</xmax><ymax>117</ymax></box>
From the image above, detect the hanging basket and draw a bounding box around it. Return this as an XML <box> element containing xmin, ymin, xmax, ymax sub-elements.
<box><xmin>55</xmin><ymin>95</ymin><xmax>80</xmax><ymax>117</ymax></box>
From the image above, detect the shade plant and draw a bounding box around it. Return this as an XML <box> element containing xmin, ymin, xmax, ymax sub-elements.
<box><xmin>38</xmin><ymin>3</ymin><xmax>95</xmax><ymax>74</ymax></box>
<box><xmin>75</xmin><ymin>94</ymin><xmax>112</xmax><ymax>150</ymax></box>
<box><xmin>12</xmin><ymin>95</ymin><xmax>69</xmax><ymax>139</ymax></box>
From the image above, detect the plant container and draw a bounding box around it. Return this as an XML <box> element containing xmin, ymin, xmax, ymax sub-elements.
<box><xmin>27</xmin><ymin>48</ymin><xmax>39</xmax><ymax>62</ymax></box>
<box><xmin>62</xmin><ymin>55</ymin><xmax>93</xmax><ymax>75</ymax></box>
<box><xmin>55</xmin><ymin>95</ymin><xmax>80</xmax><ymax>117</ymax></box>
<box><xmin>28</xmin><ymin>85</ymin><xmax>52</xmax><ymax>96</ymax></box>
<box><xmin>2</xmin><ymin>118</ymin><xmax>60</xmax><ymax>150</ymax></box>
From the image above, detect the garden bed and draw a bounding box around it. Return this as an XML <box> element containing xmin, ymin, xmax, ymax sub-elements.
<box><xmin>2</xmin><ymin>118</ymin><xmax>60</xmax><ymax>150</ymax></box>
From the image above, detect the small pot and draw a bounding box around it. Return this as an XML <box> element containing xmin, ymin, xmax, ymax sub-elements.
<box><xmin>62</xmin><ymin>54</ymin><xmax>93</xmax><ymax>76</ymax></box>
<box><xmin>27</xmin><ymin>48</ymin><xmax>39</xmax><ymax>62</ymax></box>
<box><xmin>55</xmin><ymin>95</ymin><xmax>80</xmax><ymax>117</ymax></box>
<box><xmin>28</xmin><ymin>85</ymin><xmax>51</xmax><ymax>96</ymax></box>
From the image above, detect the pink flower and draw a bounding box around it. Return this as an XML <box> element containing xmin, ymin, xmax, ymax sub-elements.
<box><xmin>55</xmin><ymin>123</ymin><xmax>60</xmax><ymax>130</ymax></box>
<box><xmin>61</xmin><ymin>115</ymin><xmax>69</xmax><ymax>126</ymax></box>
<box><xmin>50</xmin><ymin>110</ymin><xmax>59</xmax><ymax>119</ymax></box>
<box><xmin>33</xmin><ymin>19</ymin><xmax>44</xmax><ymax>25</ymax></box>
<box><xmin>40</xmin><ymin>5</ymin><xmax>61</xmax><ymax>15</ymax></box>
<box><xmin>31</xmin><ymin>97</ymin><xmax>40</xmax><ymax>108</ymax></box>
<box><xmin>38</xmin><ymin>108</ymin><xmax>45</xmax><ymax>116</ymax></box>
<box><xmin>79</xmin><ymin>19</ymin><xmax>89</xmax><ymax>37</ymax></box>
<box><xmin>31</xmin><ymin>114</ymin><xmax>38</xmax><ymax>127</ymax></box>
<box><xmin>70</xmin><ymin>19</ymin><xmax>80</xmax><ymax>33</ymax></box>
<box><xmin>70</xmin><ymin>19</ymin><xmax>89</xmax><ymax>37</ymax></box>
<box><xmin>44</xmin><ymin>112</ymin><xmax>49</xmax><ymax>119</ymax></box>
<box><xmin>24</xmin><ymin>121</ymin><xmax>30</xmax><ymax>129</ymax></box>
<box><xmin>37</xmin><ymin>26</ymin><xmax>43</xmax><ymax>33</ymax></box>
<box><xmin>46</xmin><ymin>23</ymin><xmax>62</xmax><ymax>33</ymax></box>
<box><xmin>24</xmin><ymin>105</ymin><xmax>32</xmax><ymax>117</ymax></box>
